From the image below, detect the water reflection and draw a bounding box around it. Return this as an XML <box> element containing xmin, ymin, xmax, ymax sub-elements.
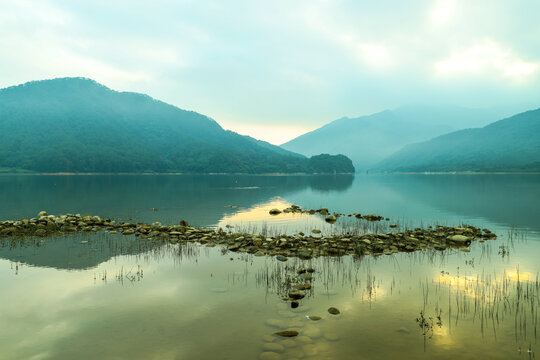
<box><xmin>0</xmin><ymin>231</ymin><xmax>539</xmax><ymax>359</ymax></box>
<box><xmin>0</xmin><ymin>174</ymin><xmax>354</xmax><ymax>227</ymax></box>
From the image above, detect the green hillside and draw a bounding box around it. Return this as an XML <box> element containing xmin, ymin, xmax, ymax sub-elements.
<box><xmin>376</xmin><ymin>108</ymin><xmax>540</xmax><ymax>172</ymax></box>
<box><xmin>0</xmin><ymin>78</ymin><xmax>354</xmax><ymax>174</ymax></box>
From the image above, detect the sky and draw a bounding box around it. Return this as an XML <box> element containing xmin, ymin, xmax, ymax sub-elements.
<box><xmin>0</xmin><ymin>0</ymin><xmax>539</xmax><ymax>144</ymax></box>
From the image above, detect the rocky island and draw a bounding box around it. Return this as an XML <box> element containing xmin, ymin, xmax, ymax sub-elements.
<box><xmin>0</xmin><ymin>210</ymin><xmax>497</xmax><ymax>259</ymax></box>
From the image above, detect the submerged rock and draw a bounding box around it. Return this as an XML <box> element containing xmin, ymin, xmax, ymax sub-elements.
<box><xmin>269</xmin><ymin>209</ymin><xmax>282</xmax><ymax>215</ymax></box>
<box><xmin>274</xmin><ymin>330</ymin><xmax>299</xmax><ymax>337</ymax></box>
<box><xmin>325</xmin><ymin>215</ymin><xmax>337</xmax><ymax>222</ymax></box>
<box><xmin>328</xmin><ymin>307</ymin><xmax>340</xmax><ymax>315</ymax></box>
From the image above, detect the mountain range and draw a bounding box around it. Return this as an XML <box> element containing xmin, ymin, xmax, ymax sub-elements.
<box><xmin>281</xmin><ymin>105</ymin><xmax>522</xmax><ymax>171</ymax></box>
<box><xmin>0</xmin><ymin>78</ymin><xmax>354</xmax><ymax>174</ymax></box>
<box><xmin>376</xmin><ymin>108</ymin><xmax>540</xmax><ymax>172</ymax></box>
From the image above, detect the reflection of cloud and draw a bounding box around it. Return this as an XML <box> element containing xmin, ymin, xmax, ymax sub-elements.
<box><xmin>432</xmin><ymin>325</ymin><xmax>453</xmax><ymax>347</ymax></box>
<box><xmin>435</xmin><ymin>268</ymin><xmax>535</xmax><ymax>300</ymax></box>
<box><xmin>217</xmin><ymin>197</ymin><xmax>331</xmax><ymax>234</ymax></box>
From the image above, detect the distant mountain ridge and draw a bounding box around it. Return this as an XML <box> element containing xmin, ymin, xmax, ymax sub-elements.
<box><xmin>375</xmin><ymin>107</ymin><xmax>540</xmax><ymax>172</ymax></box>
<box><xmin>0</xmin><ymin>78</ymin><xmax>354</xmax><ymax>174</ymax></box>
<box><xmin>280</xmin><ymin>105</ymin><xmax>520</xmax><ymax>171</ymax></box>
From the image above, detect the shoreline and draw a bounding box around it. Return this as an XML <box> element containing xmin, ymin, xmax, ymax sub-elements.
<box><xmin>1</xmin><ymin>171</ymin><xmax>539</xmax><ymax>176</ymax></box>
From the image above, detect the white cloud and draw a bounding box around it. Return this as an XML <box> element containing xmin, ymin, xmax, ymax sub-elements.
<box><xmin>429</xmin><ymin>0</ymin><xmax>456</xmax><ymax>25</ymax></box>
<box><xmin>435</xmin><ymin>40</ymin><xmax>539</xmax><ymax>81</ymax></box>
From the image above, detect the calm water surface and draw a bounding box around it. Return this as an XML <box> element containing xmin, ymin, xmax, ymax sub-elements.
<box><xmin>1</xmin><ymin>174</ymin><xmax>539</xmax><ymax>360</ymax></box>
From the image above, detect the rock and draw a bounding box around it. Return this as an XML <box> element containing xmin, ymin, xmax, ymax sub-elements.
<box><xmin>325</xmin><ymin>215</ymin><xmax>337</xmax><ymax>223</ymax></box>
<box><xmin>276</xmin><ymin>255</ymin><xmax>287</xmax><ymax>262</ymax></box>
<box><xmin>262</xmin><ymin>342</ymin><xmax>285</xmax><ymax>353</ymax></box>
<box><xmin>259</xmin><ymin>351</ymin><xmax>282</xmax><ymax>360</ymax></box>
<box><xmin>34</xmin><ymin>229</ymin><xmax>47</xmax><ymax>237</ymax></box>
<box><xmin>449</xmin><ymin>235</ymin><xmax>471</xmax><ymax>245</ymax></box>
<box><xmin>306</xmin><ymin>315</ymin><xmax>321</xmax><ymax>321</ymax></box>
<box><xmin>38</xmin><ymin>211</ymin><xmax>47</xmax><ymax>217</ymax></box>
<box><xmin>228</xmin><ymin>244</ymin><xmax>241</xmax><ymax>251</ymax></box>
<box><xmin>306</xmin><ymin>268</ymin><xmax>315</xmax><ymax>273</ymax></box>
<box><xmin>291</xmin><ymin>301</ymin><xmax>299</xmax><ymax>309</ymax></box>
<box><xmin>328</xmin><ymin>307</ymin><xmax>340</xmax><ymax>315</ymax></box>
<box><xmin>395</xmin><ymin>327</ymin><xmax>410</xmax><ymax>334</ymax></box>
<box><xmin>389</xmin><ymin>224</ymin><xmax>397</xmax><ymax>228</ymax></box>
<box><xmin>269</xmin><ymin>209</ymin><xmax>282</xmax><ymax>215</ymax></box>
<box><xmin>311</xmin><ymin>229</ymin><xmax>321</xmax><ymax>234</ymax></box>
<box><xmin>274</xmin><ymin>330</ymin><xmax>299</xmax><ymax>337</ymax></box>
<box><xmin>298</xmin><ymin>252</ymin><xmax>312</xmax><ymax>260</ymax></box>
<box><xmin>288</xmin><ymin>291</ymin><xmax>305</xmax><ymax>300</ymax></box>
<box><xmin>318</xmin><ymin>208</ymin><xmax>329</xmax><ymax>215</ymax></box>
<box><xmin>294</xmin><ymin>283</ymin><xmax>311</xmax><ymax>290</ymax></box>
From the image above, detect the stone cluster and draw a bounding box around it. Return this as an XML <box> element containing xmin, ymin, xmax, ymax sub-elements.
<box><xmin>0</xmin><ymin>212</ymin><xmax>497</xmax><ymax>258</ymax></box>
<box><xmin>270</xmin><ymin>204</ymin><xmax>388</xmax><ymax>224</ymax></box>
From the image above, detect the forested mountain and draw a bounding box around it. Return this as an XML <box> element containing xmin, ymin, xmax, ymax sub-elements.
<box><xmin>375</xmin><ymin>108</ymin><xmax>540</xmax><ymax>172</ymax></box>
<box><xmin>0</xmin><ymin>78</ymin><xmax>354</xmax><ymax>174</ymax></box>
<box><xmin>280</xmin><ymin>105</ymin><xmax>517</xmax><ymax>171</ymax></box>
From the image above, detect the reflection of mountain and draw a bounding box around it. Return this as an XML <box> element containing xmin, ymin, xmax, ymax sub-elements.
<box><xmin>0</xmin><ymin>174</ymin><xmax>354</xmax><ymax>227</ymax></box>
<box><xmin>0</xmin><ymin>234</ymin><xmax>163</xmax><ymax>270</ymax></box>
<box><xmin>378</xmin><ymin>174</ymin><xmax>540</xmax><ymax>232</ymax></box>
<box><xmin>0</xmin><ymin>175</ymin><xmax>353</xmax><ymax>269</ymax></box>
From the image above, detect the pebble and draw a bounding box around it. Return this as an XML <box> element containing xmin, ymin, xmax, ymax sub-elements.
<box><xmin>274</xmin><ymin>330</ymin><xmax>299</xmax><ymax>338</ymax></box>
<box><xmin>328</xmin><ymin>307</ymin><xmax>340</xmax><ymax>315</ymax></box>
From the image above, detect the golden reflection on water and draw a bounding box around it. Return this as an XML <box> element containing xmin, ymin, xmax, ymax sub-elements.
<box><xmin>217</xmin><ymin>197</ymin><xmax>330</xmax><ymax>234</ymax></box>
<box><xmin>436</xmin><ymin>268</ymin><xmax>536</xmax><ymax>301</ymax></box>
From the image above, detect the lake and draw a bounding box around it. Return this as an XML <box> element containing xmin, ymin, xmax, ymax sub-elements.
<box><xmin>1</xmin><ymin>174</ymin><xmax>539</xmax><ymax>360</ymax></box>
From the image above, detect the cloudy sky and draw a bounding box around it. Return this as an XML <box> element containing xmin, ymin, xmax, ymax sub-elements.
<box><xmin>1</xmin><ymin>0</ymin><xmax>539</xmax><ymax>143</ymax></box>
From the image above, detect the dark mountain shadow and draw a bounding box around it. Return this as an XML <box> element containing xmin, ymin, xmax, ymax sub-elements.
<box><xmin>0</xmin><ymin>233</ymin><xmax>164</xmax><ymax>270</ymax></box>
